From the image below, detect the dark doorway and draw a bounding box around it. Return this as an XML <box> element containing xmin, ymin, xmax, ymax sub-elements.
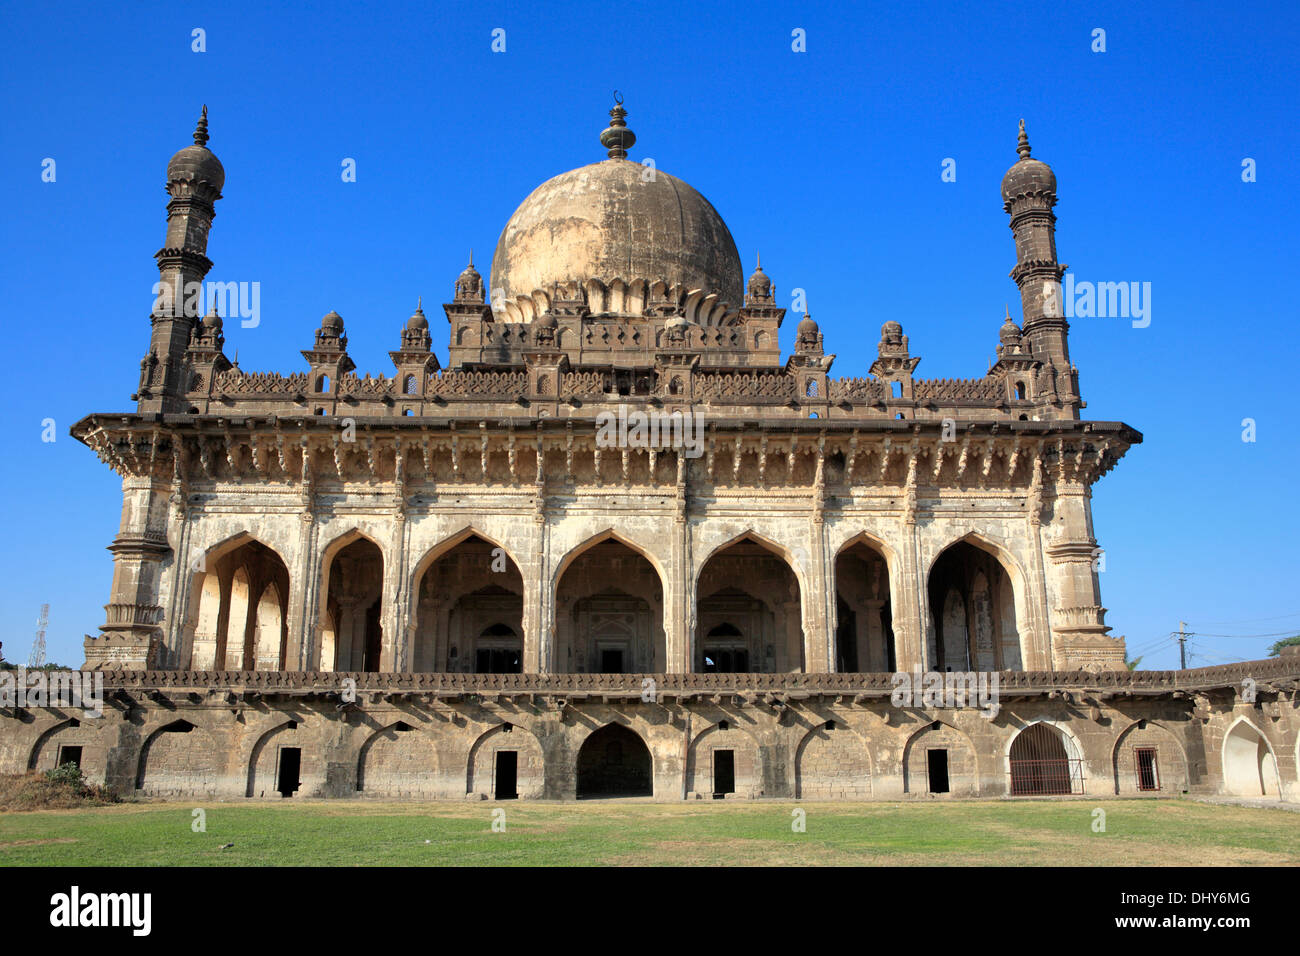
<box><xmin>576</xmin><ymin>724</ymin><xmax>652</xmax><ymax>797</ymax></box>
<box><xmin>927</xmin><ymin>749</ymin><xmax>950</xmax><ymax>794</ymax></box>
<box><xmin>1009</xmin><ymin>724</ymin><xmax>1075</xmax><ymax>795</ymax></box>
<box><xmin>477</xmin><ymin>647</ymin><xmax>522</xmax><ymax>673</ymax></box>
<box><xmin>835</xmin><ymin>597</ymin><xmax>858</xmax><ymax>672</ymax></box>
<box><xmin>713</xmin><ymin>749</ymin><xmax>736</xmax><ymax>798</ymax></box>
<box><xmin>495</xmin><ymin>751</ymin><xmax>518</xmax><ymax>800</ymax></box>
<box><xmin>276</xmin><ymin>747</ymin><xmax>301</xmax><ymax>798</ymax></box>
<box><xmin>57</xmin><ymin>745</ymin><xmax>83</xmax><ymax>770</ymax></box>
<box><xmin>883</xmin><ymin>601</ymin><xmax>896</xmax><ymax>672</ymax></box>
<box><xmin>363</xmin><ymin>599</ymin><xmax>382</xmax><ymax>672</ymax></box>
<box><xmin>1135</xmin><ymin>748</ymin><xmax>1160</xmax><ymax>792</ymax></box>
<box><xmin>599</xmin><ymin>649</ymin><xmax>624</xmax><ymax>673</ymax></box>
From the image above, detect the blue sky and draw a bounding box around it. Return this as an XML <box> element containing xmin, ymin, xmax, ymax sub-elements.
<box><xmin>1</xmin><ymin>0</ymin><xmax>1297</xmax><ymax>670</ymax></box>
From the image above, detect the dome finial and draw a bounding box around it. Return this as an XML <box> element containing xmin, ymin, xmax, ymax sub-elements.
<box><xmin>468</xmin><ymin>248</ymin><xmax>473</xmax><ymax>268</ymax></box>
<box><xmin>600</xmin><ymin>92</ymin><xmax>636</xmax><ymax>160</ymax></box>
<box><xmin>1016</xmin><ymin>118</ymin><xmax>1031</xmax><ymax>160</ymax></box>
<box><xmin>1005</xmin><ymin>303</ymin><xmax>1011</xmax><ymax>321</ymax></box>
<box><xmin>417</xmin><ymin>295</ymin><xmax>423</xmax><ymax>311</ymax></box>
<box><xmin>194</xmin><ymin>105</ymin><xmax>210</xmax><ymax>148</ymax></box>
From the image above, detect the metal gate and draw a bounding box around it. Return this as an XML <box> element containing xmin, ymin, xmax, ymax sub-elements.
<box><xmin>1009</xmin><ymin>723</ymin><xmax>1083</xmax><ymax>795</ymax></box>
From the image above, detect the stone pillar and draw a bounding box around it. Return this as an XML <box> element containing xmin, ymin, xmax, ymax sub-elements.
<box><xmin>287</xmin><ymin>513</ymin><xmax>317</xmax><ymax>671</ymax></box>
<box><xmin>806</xmin><ymin>518</ymin><xmax>834</xmax><ymax>673</ymax></box>
<box><xmin>87</xmin><ymin>476</ymin><xmax>175</xmax><ymax>670</ymax></box>
<box><xmin>382</xmin><ymin>514</ymin><xmax>409</xmax><ymax>672</ymax></box>
<box><xmin>1023</xmin><ymin>463</ymin><xmax>1056</xmax><ymax>671</ymax></box>
<box><xmin>667</xmin><ymin>484</ymin><xmax>693</xmax><ymax>673</ymax></box>
<box><xmin>1042</xmin><ymin>481</ymin><xmax>1125</xmax><ymax>669</ymax></box>
<box><xmin>526</xmin><ymin>497</ymin><xmax>553</xmax><ymax>673</ymax></box>
<box><xmin>165</xmin><ymin>509</ymin><xmax>195</xmax><ymax>668</ymax></box>
<box><xmin>895</xmin><ymin>520</ymin><xmax>927</xmax><ymax>672</ymax></box>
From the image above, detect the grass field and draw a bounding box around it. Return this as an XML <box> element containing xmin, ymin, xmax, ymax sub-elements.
<box><xmin>1</xmin><ymin>798</ymin><xmax>1297</xmax><ymax>866</ymax></box>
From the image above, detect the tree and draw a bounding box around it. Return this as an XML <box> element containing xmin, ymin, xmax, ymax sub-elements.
<box><xmin>1268</xmin><ymin>635</ymin><xmax>1300</xmax><ymax>657</ymax></box>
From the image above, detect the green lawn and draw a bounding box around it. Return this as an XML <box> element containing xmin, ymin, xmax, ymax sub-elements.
<box><xmin>1</xmin><ymin>799</ymin><xmax>1296</xmax><ymax>866</ymax></box>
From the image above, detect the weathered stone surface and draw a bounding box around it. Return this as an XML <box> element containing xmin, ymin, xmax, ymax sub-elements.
<box><xmin>15</xmin><ymin>104</ymin><xmax>1293</xmax><ymax>805</ymax></box>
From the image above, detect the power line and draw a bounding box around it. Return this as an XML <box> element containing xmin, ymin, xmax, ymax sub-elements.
<box><xmin>1183</xmin><ymin>629</ymin><xmax>1298</xmax><ymax>640</ymax></box>
<box><xmin>1196</xmin><ymin>611</ymin><xmax>1300</xmax><ymax>627</ymax></box>
<box><xmin>1128</xmin><ymin>634</ymin><xmax>1178</xmax><ymax>657</ymax></box>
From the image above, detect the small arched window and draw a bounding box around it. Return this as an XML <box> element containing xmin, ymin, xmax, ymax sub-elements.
<box><xmin>891</xmin><ymin>380</ymin><xmax>903</xmax><ymax>398</ymax></box>
<box><xmin>1014</xmin><ymin>381</ymin><xmax>1026</xmax><ymax>401</ymax></box>
<box><xmin>806</xmin><ymin>379</ymin><xmax>818</xmax><ymax>397</ymax></box>
<box><xmin>317</xmin><ymin>374</ymin><xmax>330</xmax><ymax>393</ymax></box>
<box><xmin>404</xmin><ymin>374</ymin><xmax>418</xmax><ymax>395</ymax></box>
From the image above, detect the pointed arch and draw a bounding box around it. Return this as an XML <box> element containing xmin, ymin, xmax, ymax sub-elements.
<box><xmin>795</xmin><ymin>720</ymin><xmax>873</xmax><ymax>799</ymax></box>
<box><xmin>696</xmin><ymin>530</ymin><xmax>804</xmax><ymax>673</ymax></box>
<box><xmin>926</xmin><ymin>531</ymin><xmax>1028</xmax><ymax>672</ymax></box>
<box><xmin>409</xmin><ymin>526</ymin><xmax>525</xmax><ymax>604</ymax></box>
<box><xmin>466</xmin><ymin>722</ymin><xmax>545</xmax><ymax>799</ymax></box>
<box><xmin>136</xmin><ymin>719</ymin><xmax>219</xmax><ymax>796</ymax></box>
<box><xmin>554</xmin><ymin>531</ymin><xmax>665</xmax><ymax>673</ymax></box>
<box><xmin>246</xmin><ymin>719</ymin><xmax>298</xmax><ymax>797</ymax></box>
<box><xmin>575</xmin><ymin>722</ymin><xmax>653</xmax><ymax>797</ymax></box>
<box><xmin>1222</xmin><ymin>716</ymin><xmax>1280</xmax><ymax>797</ymax></box>
<box><xmin>410</xmin><ymin>528</ymin><xmax>525</xmax><ymax>673</ymax></box>
<box><xmin>925</xmin><ymin>530</ymin><xmax>1026</xmax><ymax>587</ymax></box>
<box><xmin>1005</xmin><ymin>718</ymin><xmax>1086</xmax><ymax>795</ymax></box>
<box><xmin>552</xmin><ymin>528</ymin><xmax>668</xmax><ymax>588</ymax></box>
<box><xmin>356</xmin><ymin>720</ymin><xmax>439</xmax><ymax>796</ymax></box>
<box><xmin>832</xmin><ymin>531</ymin><xmax>900</xmax><ymax>673</ymax></box>
<box><xmin>27</xmin><ymin>718</ymin><xmax>80</xmax><ymax>772</ymax></box>
<box><xmin>181</xmin><ymin>531</ymin><xmax>291</xmax><ymax>671</ymax></box>
<box><xmin>902</xmin><ymin>718</ymin><xmax>981</xmax><ymax>795</ymax></box>
<box><xmin>1112</xmin><ymin>719</ymin><xmax>1189</xmax><ymax>795</ymax></box>
<box><xmin>319</xmin><ymin>529</ymin><xmax>386</xmax><ymax>672</ymax></box>
<box><xmin>686</xmin><ymin>718</ymin><xmax>763</xmax><ymax>798</ymax></box>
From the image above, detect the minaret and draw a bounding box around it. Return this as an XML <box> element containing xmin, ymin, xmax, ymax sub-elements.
<box><xmin>138</xmin><ymin>106</ymin><xmax>225</xmax><ymax>414</ymax></box>
<box><xmin>1001</xmin><ymin>120</ymin><xmax>1079</xmax><ymax>419</ymax></box>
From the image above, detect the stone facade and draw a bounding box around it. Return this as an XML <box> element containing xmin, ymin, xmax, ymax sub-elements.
<box><xmin>4</xmin><ymin>664</ymin><xmax>1298</xmax><ymax>802</ymax></box>
<box><xmin>4</xmin><ymin>103</ymin><xmax>1294</xmax><ymax>803</ymax></box>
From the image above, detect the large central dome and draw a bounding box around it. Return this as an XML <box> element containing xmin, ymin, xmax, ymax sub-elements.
<box><xmin>489</xmin><ymin>110</ymin><xmax>743</xmax><ymax>321</ymax></box>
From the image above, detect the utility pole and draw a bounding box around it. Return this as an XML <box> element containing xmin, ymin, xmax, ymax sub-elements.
<box><xmin>1177</xmin><ymin>620</ymin><xmax>1187</xmax><ymax>670</ymax></box>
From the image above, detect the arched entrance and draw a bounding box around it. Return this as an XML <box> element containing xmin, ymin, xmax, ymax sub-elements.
<box><xmin>555</xmin><ymin>538</ymin><xmax>664</xmax><ymax>673</ymax></box>
<box><xmin>1223</xmin><ymin>720</ymin><xmax>1280</xmax><ymax>796</ymax></box>
<box><xmin>321</xmin><ymin>537</ymin><xmax>384</xmax><ymax>672</ymax></box>
<box><xmin>576</xmin><ymin>724</ymin><xmax>652</xmax><ymax>798</ymax></box>
<box><xmin>1009</xmin><ymin>723</ymin><xmax>1079</xmax><ymax>795</ymax></box>
<box><xmin>183</xmin><ymin>536</ymin><xmax>290</xmax><ymax>670</ymax></box>
<box><xmin>927</xmin><ymin>539</ymin><xmax>1022</xmax><ymax>671</ymax></box>
<box><xmin>696</xmin><ymin>535</ymin><xmax>802</xmax><ymax>673</ymax></box>
<box><xmin>411</xmin><ymin>534</ymin><xmax>524</xmax><ymax>673</ymax></box>
<box><xmin>833</xmin><ymin>538</ymin><xmax>894</xmax><ymax>672</ymax></box>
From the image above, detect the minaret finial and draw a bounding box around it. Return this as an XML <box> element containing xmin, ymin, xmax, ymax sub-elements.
<box><xmin>1005</xmin><ymin>303</ymin><xmax>1011</xmax><ymax>321</ymax></box>
<box><xmin>600</xmin><ymin>92</ymin><xmax>636</xmax><ymax>160</ymax></box>
<box><xmin>757</xmin><ymin>251</ymin><xmax>762</xmax><ymax>270</ymax></box>
<box><xmin>1016</xmin><ymin>118</ymin><xmax>1031</xmax><ymax>160</ymax></box>
<box><xmin>194</xmin><ymin>105</ymin><xmax>210</xmax><ymax>148</ymax></box>
<box><xmin>468</xmin><ymin>249</ymin><xmax>473</xmax><ymax>268</ymax></box>
<box><xmin>417</xmin><ymin>296</ymin><xmax>423</xmax><ymax>311</ymax></box>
